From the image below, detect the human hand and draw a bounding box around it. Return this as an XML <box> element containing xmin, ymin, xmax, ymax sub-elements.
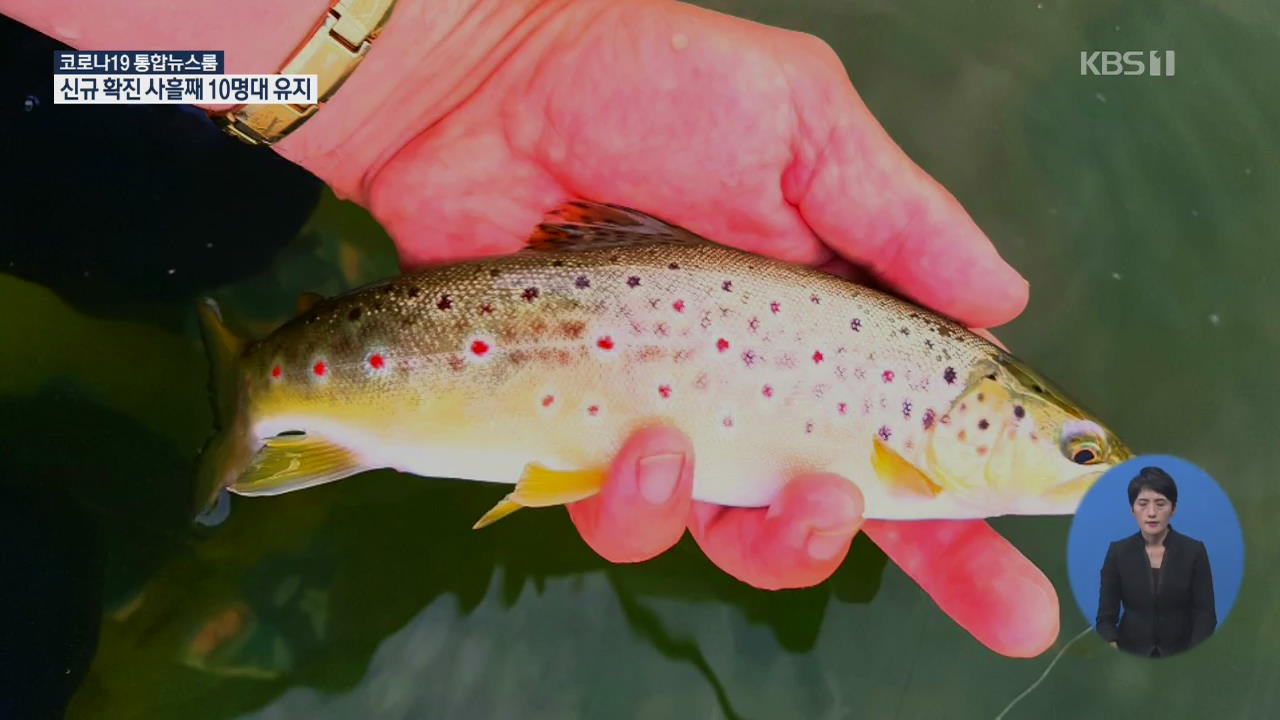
<box><xmin>283</xmin><ymin>0</ymin><xmax>1026</xmax><ymax>326</ymax></box>
<box><xmin>281</xmin><ymin>0</ymin><xmax>1046</xmax><ymax>656</ymax></box>
<box><xmin>570</xmin><ymin>427</ymin><xmax>1057</xmax><ymax>658</ymax></box>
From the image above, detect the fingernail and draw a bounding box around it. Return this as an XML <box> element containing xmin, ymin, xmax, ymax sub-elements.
<box><xmin>806</xmin><ymin>530</ymin><xmax>850</xmax><ymax>561</ymax></box>
<box><xmin>637</xmin><ymin>453</ymin><xmax>685</xmax><ymax>505</ymax></box>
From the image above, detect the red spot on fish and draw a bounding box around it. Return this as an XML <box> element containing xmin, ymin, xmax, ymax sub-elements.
<box><xmin>313</xmin><ymin>361</ymin><xmax>326</xmax><ymax>377</ymax></box>
<box><xmin>812</xmin><ymin>350</ymin><xmax>825</xmax><ymax>364</ymax></box>
<box><xmin>369</xmin><ymin>354</ymin><xmax>385</xmax><ymax>369</ymax></box>
<box><xmin>762</xmin><ymin>384</ymin><xmax>774</xmax><ymax>398</ymax></box>
<box><xmin>470</xmin><ymin>340</ymin><xmax>490</xmax><ymax>356</ymax></box>
<box><xmin>805</xmin><ymin>421</ymin><xmax>814</xmax><ymax>434</ymax></box>
<box><xmin>838</xmin><ymin>402</ymin><xmax>848</xmax><ymax>415</ymax></box>
<box><xmin>770</xmin><ymin>301</ymin><xmax>781</xmax><ymax>314</ymax></box>
<box><xmin>436</xmin><ymin>295</ymin><xmax>453</xmax><ymax>310</ymax></box>
<box><xmin>478</xmin><ymin>303</ymin><xmax>494</xmax><ymax>315</ymax></box>
<box><xmin>522</xmin><ymin>287</ymin><xmax>540</xmax><ymax>302</ymax></box>
<box><xmin>923</xmin><ymin>409</ymin><xmax>936</xmax><ymax>429</ymax></box>
<box><xmin>588</xmin><ymin>405</ymin><xmax>599</xmax><ymax>416</ymax></box>
<box><xmin>271</xmin><ymin>365</ymin><xmax>281</xmax><ymax>378</ymax></box>
<box><xmin>673</xmin><ymin>299</ymin><xmax>685</xmax><ymax>313</ymax></box>
<box><xmin>658</xmin><ymin>385</ymin><xmax>672</xmax><ymax>399</ymax></box>
<box><xmin>716</xmin><ymin>338</ymin><xmax>730</xmax><ymax>352</ymax></box>
<box><xmin>882</xmin><ymin>370</ymin><xmax>894</xmax><ymax>383</ymax></box>
<box><xmin>541</xmin><ymin>395</ymin><xmax>555</xmax><ymax>407</ymax></box>
<box><xmin>957</xmin><ymin>429</ymin><xmax>967</xmax><ymax>441</ymax></box>
<box><xmin>976</xmin><ymin>446</ymin><xmax>988</xmax><ymax>455</ymax></box>
<box><xmin>597</xmin><ymin>336</ymin><xmax>615</xmax><ymax>351</ymax></box>
<box><xmin>722</xmin><ymin>416</ymin><xmax>734</xmax><ymax>428</ymax></box>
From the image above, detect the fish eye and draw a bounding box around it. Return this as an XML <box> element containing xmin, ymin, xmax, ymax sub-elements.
<box><xmin>1072</xmin><ymin>447</ymin><xmax>1098</xmax><ymax>464</ymax></box>
<box><xmin>1060</xmin><ymin>420</ymin><xmax>1107</xmax><ymax>465</ymax></box>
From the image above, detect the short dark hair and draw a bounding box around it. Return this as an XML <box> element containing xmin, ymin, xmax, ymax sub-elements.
<box><xmin>1128</xmin><ymin>466</ymin><xmax>1177</xmax><ymax>507</ymax></box>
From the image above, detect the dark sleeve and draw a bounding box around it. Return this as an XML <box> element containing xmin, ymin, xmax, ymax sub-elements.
<box><xmin>1189</xmin><ymin>541</ymin><xmax>1217</xmax><ymax>645</ymax></box>
<box><xmin>1096</xmin><ymin>542</ymin><xmax>1121</xmax><ymax>642</ymax></box>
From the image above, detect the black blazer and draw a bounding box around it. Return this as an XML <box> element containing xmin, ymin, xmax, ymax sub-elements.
<box><xmin>1096</xmin><ymin>526</ymin><xmax>1216</xmax><ymax>656</ymax></box>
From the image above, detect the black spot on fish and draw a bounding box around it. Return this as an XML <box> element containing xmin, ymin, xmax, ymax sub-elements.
<box><xmin>722</xmin><ymin>280</ymin><xmax>733</xmax><ymax>292</ymax></box>
<box><xmin>923</xmin><ymin>409</ymin><xmax>937</xmax><ymax>429</ymax></box>
<box><xmin>489</xmin><ymin>269</ymin><xmax>502</xmax><ymax>278</ymax></box>
<box><xmin>627</xmin><ymin>276</ymin><xmax>641</xmax><ymax>288</ymax></box>
<box><xmin>668</xmin><ymin>263</ymin><xmax>679</xmax><ymax>270</ymax></box>
<box><xmin>1014</xmin><ymin>405</ymin><xmax>1025</xmax><ymax>419</ymax></box>
<box><xmin>943</xmin><ymin>367</ymin><xmax>957</xmax><ymax>384</ymax></box>
<box><xmin>978</xmin><ymin>419</ymin><xmax>989</xmax><ymax>430</ymax></box>
<box><xmin>522</xmin><ymin>287</ymin><xmax>540</xmax><ymax>302</ymax></box>
<box><xmin>408</xmin><ymin>287</ymin><xmax>421</xmax><ymax>298</ymax></box>
<box><xmin>850</xmin><ymin>318</ymin><xmax>862</xmax><ymax>332</ymax></box>
<box><xmin>552</xmin><ymin>259</ymin><xmax>565</xmax><ymax>267</ymax></box>
<box><xmin>348</xmin><ymin>307</ymin><xmax>362</xmax><ymax>321</ymax></box>
<box><xmin>575</xmin><ymin>276</ymin><xmax>590</xmax><ymax>289</ymax></box>
<box><xmin>985</xmin><ymin>373</ymin><xmax>997</xmax><ymax>381</ymax></box>
<box><xmin>437</xmin><ymin>295</ymin><xmax>453</xmax><ymax>310</ymax></box>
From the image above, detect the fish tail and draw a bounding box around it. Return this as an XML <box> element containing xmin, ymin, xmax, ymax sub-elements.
<box><xmin>194</xmin><ymin>298</ymin><xmax>255</xmax><ymax>516</ymax></box>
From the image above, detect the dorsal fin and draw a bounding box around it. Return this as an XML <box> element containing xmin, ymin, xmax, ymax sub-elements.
<box><xmin>527</xmin><ymin>200</ymin><xmax>713</xmax><ymax>251</ymax></box>
<box><xmin>295</xmin><ymin>291</ymin><xmax>325</xmax><ymax>314</ymax></box>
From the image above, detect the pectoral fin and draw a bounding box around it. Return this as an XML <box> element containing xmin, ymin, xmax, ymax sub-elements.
<box><xmin>472</xmin><ymin>463</ymin><xmax>606</xmax><ymax>529</ymax></box>
<box><xmin>872</xmin><ymin>438</ymin><xmax>943</xmax><ymax>497</ymax></box>
<box><xmin>233</xmin><ymin>434</ymin><xmax>367</xmax><ymax>496</ymax></box>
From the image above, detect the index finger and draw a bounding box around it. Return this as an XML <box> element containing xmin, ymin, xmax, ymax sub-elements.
<box><xmin>861</xmin><ymin>519</ymin><xmax>1059</xmax><ymax>657</ymax></box>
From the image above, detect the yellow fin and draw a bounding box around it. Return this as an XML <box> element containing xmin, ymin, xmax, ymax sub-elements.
<box><xmin>295</xmin><ymin>292</ymin><xmax>325</xmax><ymax>314</ymax></box>
<box><xmin>872</xmin><ymin>437</ymin><xmax>943</xmax><ymax>497</ymax></box>
<box><xmin>472</xmin><ymin>463</ymin><xmax>606</xmax><ymax>529</ymax></box>
<box><xmin>232</xmin><ymin>434</ymin><xmax>366</xmax><ymax>496</ymax></box>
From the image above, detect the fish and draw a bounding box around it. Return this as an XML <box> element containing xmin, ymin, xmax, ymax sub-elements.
<box><xmin>196</xmin><ymin>201</ymin><xmax>1130</xmax><ymax>527</ymax></box>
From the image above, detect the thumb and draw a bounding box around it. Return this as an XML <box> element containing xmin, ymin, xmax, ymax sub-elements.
<box><xmin>779</xmin><ymin>40</ymin><xmax>1028</xmax><ymax>328</ymax></box>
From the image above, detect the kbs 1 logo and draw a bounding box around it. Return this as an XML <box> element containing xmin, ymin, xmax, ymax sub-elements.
<box><xmin>1080</xmin><ymin>50</ymin><xmax>1176</xmax><ymax>76</ymax></box>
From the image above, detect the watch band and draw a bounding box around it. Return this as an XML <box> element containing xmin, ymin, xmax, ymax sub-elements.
<box><xmin>209</xmin><ymin>0</ymin><xmax>399</xmax><ymax>146</ymax></box>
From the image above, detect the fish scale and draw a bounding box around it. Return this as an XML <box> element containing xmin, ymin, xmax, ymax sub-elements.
<box><xmin>196</xmin><ymin>202</ymin><xmax>1129</xmax><ymax>524</ymax></box>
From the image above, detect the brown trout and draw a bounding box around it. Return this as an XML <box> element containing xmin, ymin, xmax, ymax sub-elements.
<box><xmin>197</xmin><ymin>201</ymin><xmax>1129</xmax><ymax>526</ymax></box>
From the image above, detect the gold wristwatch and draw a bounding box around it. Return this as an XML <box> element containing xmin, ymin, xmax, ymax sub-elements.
<box><xmin>209</xmin><ymin>0</ymin><xmax>399</xmax><ymax>146</ymax></box>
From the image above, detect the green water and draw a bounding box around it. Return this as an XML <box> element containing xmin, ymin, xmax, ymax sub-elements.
<box><xmin>3</xmin><ymin>0</ymin><xmax>1278</xmax><ymax>717</ymax></box>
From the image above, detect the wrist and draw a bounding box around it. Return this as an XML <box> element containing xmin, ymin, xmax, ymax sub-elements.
<box><xmin>273</xmin><ymin>0</ymin><xmax>567</xmax><ymax>205</ymax></box>
<box><xmin>2</xmin><ymin>0</ymin><xmax>328</xmax><ymax>77</ymax></box>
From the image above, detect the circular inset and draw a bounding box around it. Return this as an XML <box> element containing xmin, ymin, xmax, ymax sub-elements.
<box><xmin>1066</xmin><ymin>455</ymin><xmax>1243</xmax><ymax>658</ymax></box>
